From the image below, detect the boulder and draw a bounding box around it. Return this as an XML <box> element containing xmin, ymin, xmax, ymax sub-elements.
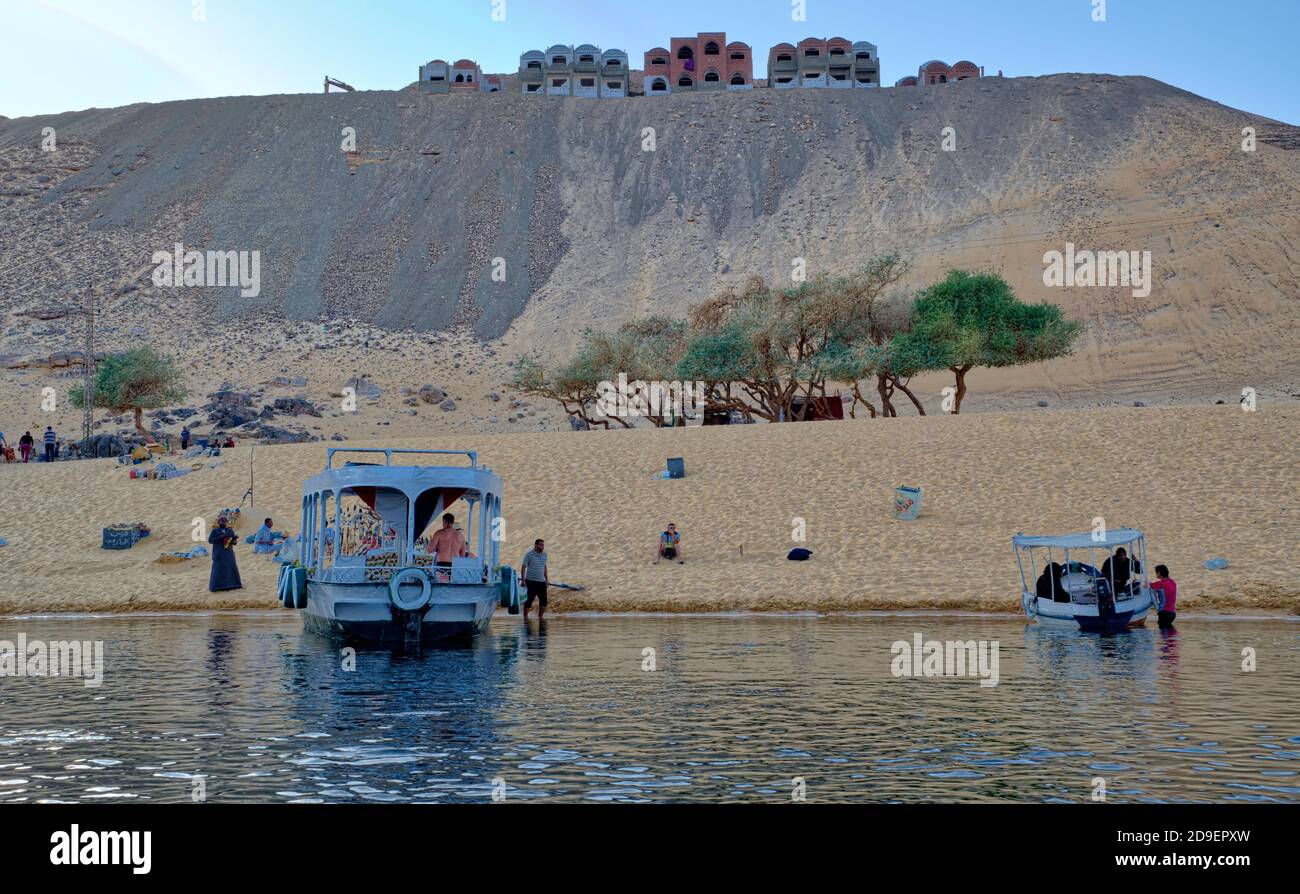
<box><xmin>418</xmin><ymin>385</ymin><xmax>445</xmax><ymax>405</ymax></box>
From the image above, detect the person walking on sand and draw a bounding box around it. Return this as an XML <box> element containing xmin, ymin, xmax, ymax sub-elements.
<box><xmin>655</xmin><ymin>523</ymin><xmax>685</xmax><ymax>564</ymax></box>
<box><xmin>1149</xmin><ymin>564</ymin><xmax>1177</xmax><ymax>629</ymax></box>
<box><xmin>18</xmin><ymin>431</ymin><xmax>34</xmax><ymax>463</ymax></box>
<box><xmin>43</xmin><ymin>426</ymin><xmax>57</xmax><ymax>463</ymax></box>
<box><xmin>180</xmin><ymin>425</ymin><xmax>191</xmax><ymax>451</ymax></box>
<box><xmin>520</xmin><ymin>538</ymin><xmax>549</xmax><ymax>621</ymax></box>
<box><xmin>208</xmin><ymin>515</ymin><xmax>243</xmax><ymax>592</ymax></box>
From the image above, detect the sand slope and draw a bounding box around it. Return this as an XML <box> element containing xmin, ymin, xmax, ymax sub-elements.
<box><xmin>0</xmin><ymin>406</ymin><xmax>1295</xmax><ymax>616</ymax></box>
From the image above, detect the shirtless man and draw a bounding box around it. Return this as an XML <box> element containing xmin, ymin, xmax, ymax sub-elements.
<box><xmin>427</xmin><ymin>512</ymin><xmax>468</xmax><ymax>576</ymax></box>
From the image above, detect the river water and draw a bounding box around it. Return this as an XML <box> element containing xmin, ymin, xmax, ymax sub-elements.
<box><xmin>1</xmin><ymin>612</ymin><xmax>1297</xmax><ymax>803</ymax></box>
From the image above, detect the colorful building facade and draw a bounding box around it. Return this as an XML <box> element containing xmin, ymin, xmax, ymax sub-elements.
<box><xmin>418</xmin><ymin>58</ymin><xmax>488</xmax><ymax>93</ymax></box>
<box><xmin>643</xmin><ymin>32</ymin><xmax>753</xmax><ymax>94</ymax></box>
<box><xmin>895</xmin><ymin>60</ymin><xmax>983</xmax><ymax>86</ymax></box>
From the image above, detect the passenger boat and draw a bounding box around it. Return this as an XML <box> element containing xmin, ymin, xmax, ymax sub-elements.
<box><xmin>283</xmin><ymin>448</ymin><xmax>519</xmax><ymax>644</ymax></box>
<box><xmin>1012</xmin><ymin>528</ymin><xmax>1156</xmax><ymax>633</ymax></box>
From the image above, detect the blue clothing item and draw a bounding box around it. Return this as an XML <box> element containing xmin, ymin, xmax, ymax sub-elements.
<box><xmin>44</xmin><ymin>429</ymin><xmax>56</xmax><ymax>445</ymax></box>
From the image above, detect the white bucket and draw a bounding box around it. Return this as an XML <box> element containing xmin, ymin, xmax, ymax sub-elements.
<box><xmin>893</xmin><ymin>486</ymin><xmax>922</xmax><ymax>521</ymax></box>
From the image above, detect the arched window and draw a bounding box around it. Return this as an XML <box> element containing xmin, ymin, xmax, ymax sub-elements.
<box><xmin>730</xmin><ymin>73</ymin><xmax>746</xmax><ymax>85</ymax></box>
<box><xmin>455</xmin><ymin>74</ymin><xmax>465</xmax><ymax>83</ymax></box>
<box><xmin>777</xmin><ymin>53</ymin><xmax>792</xmax><ymax>62</ymax></box>
<box><xmin>677</xmin><ymin>75</ymin><xmax>694</xmax><ymax>87</ymax></box>
<box><xmin>804</xmin><ymin>48</ymin><xmax>820</xmax><ymax>57</ymax></box>
<box><xmin>651</xmin><ymin>56</ymin><xmax>667</xmax><ymax>66</ymax></box>
<box><xmin>704</xmin><ymin>42</ymin><xmax>720</xmax><ymax>55</ymax></box>
<box><xmin>704</xmin><ymin>69</ymin><xmax>720</xmax><ymax>82</ymax></box>
<box><xmin>650</xmin><ymin>78</ymin><xmax>667</xmax><ymax>92</ymax></box>
<box><xmin>677</xmin><ymin>46</ymin><xmax>694</xmax><ymax>60</ymax></box>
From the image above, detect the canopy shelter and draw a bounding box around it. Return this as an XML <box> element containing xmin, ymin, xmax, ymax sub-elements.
<box><xmin>300</xmin><ymin>449</ymin><xmax>503</xmax><ymax>585</ymax></box>
<box><xmin>1013</xmin><ymin>528</ymin><xmax>1149</xmax><ymax>606</ymax></box>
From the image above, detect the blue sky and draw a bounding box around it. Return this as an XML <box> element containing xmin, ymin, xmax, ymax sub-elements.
<box><xmin>2</xmin><ymin>0</ymin><xmax>1296</xmax><ymax>123</ymax></box>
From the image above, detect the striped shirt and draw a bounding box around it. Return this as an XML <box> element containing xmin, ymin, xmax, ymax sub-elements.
<box><xmin>521</xmin><ymin>549</ymin><xmax>548</xmax><ymax>582</ymax></box>
<box><xmin>44</xmin><ymin>429</ymin><xmax>56</xmax><ymax>445</ymax></box>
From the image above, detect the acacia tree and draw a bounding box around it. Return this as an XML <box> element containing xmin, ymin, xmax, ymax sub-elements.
<box><xmin>895</xmin><ymin>270</ymin><xmax>1083</xmax><ymax>413</ymax></box>
<box><xmin>70</xmin><ymin>346</ymin><xmax>187</xmax><ymax>438</ymax></box>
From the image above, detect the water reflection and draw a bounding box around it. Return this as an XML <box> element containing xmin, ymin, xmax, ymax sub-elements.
<box><xmin>0</xmin><ymin>613</ymin><xmax>1296</xmax><ymax>803</ymax></box>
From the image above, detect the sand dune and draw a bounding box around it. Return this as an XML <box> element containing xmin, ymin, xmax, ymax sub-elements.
<box><xmin>0</xmin><ymin>406</ymin><xmax>1295</xmax><ymax>617</ymax></box>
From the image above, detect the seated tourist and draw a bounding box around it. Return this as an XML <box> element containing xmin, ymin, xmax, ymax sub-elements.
<box><xmin>253</xmin><ymin>517</ymin><xmax>282</xmax><ymax>556</ymax></box>
<box><xmin>1100</xmin><ymin>547</ymin><xmax>1140</xmax><ymax>598</ymax></box>
<box><xmin>655</xmin><ymin>523</ymin><xmax>685</xmax><ymax>565</ymax></box>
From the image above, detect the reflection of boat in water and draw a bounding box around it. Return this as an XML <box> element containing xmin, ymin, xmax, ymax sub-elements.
<box><xmin>289</xmin><ymin>448</ymin><xmax>519</xmax><ymax>644</ymax></box>
<box><xmin>1013</xmin><ymin>528</ymin><xmax>1156</xmax><ymax>633</ymax></box>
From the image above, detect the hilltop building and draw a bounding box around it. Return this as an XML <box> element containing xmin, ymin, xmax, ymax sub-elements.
<box><xmin>895</xmin><ymin>60</ymin><xmax>983</xmax><ymax>87</ymax></box>
<box><xmin>767</xmin><ymin>38</ymin><xmax>880</xmax><ymax>89</ymax></box>
<box><xmin>520</xmin><ymin>45</ymin><xmax>630</xmax><ymax>97</ymax></box>
<box><xmin>418</xmin><ymin>59</ymin><xmax>488</xmax><ymax>93</ymax></box>
<box><xmin>643</xmin><ymin>32</ymin><xmax>753</xmax><ymax>95</ymax></box>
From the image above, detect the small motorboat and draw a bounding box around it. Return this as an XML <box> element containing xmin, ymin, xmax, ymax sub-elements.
<box><xmin>284</xmin><ymin>448</ymin><xmax>519</xmax><ymax>644</ymax></box>
<box><xmin>1012</xmin><ymin>528</ymin><xmax>1157</xmax><ymax>633</ymax></box>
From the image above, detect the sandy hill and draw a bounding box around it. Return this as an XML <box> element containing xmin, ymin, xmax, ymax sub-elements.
<box><xmin>0</xmin><ymin>74</ymin><xmax>1298</xmax><ymax>439</ymax></box>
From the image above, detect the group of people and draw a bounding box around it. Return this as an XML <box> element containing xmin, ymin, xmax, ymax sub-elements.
<box><xmin>0</xmin><ymin>426</ymin><xmax>68</xmax><ymax>463</ymax></box>
<box><xmin>1034</xmin><ymin>547</ymin><xmax>1178</xmax><ymax>628</ymax></box>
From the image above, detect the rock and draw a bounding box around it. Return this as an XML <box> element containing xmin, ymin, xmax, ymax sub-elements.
<box><xmin>488</xmin><ymin>392</ymin><xmax>500</xmax><ymax>402</ymax></box>
<box><xmin>331</xmin><ymin>433</ymin><xmax>346</xmax><ymax>441</ymax></box>
<box><xmin>1036</xmin><ymin>400</ymin><xmax>1049</xmax><ymax>407</ymax></box>
<box><xmin>271</xmin><ymin>397</ymin><xmax>322</xmax><ymax>417</ymax></box>
<box><xmin>440</xmin><ymin>399</ymin><xmax>456</xmax><ymax>411</ymax></box>
<box><xmin>418</xmin><ymin>385</ymin><xmax>446</xmax><ymax>405</ymax></box>
<box><xmin>1133</xmin><ymin>401</ymin><xmax>1145</xmax><ymax>407</ymax></box>
<box><xmin>20</xmin><ymin>306</ymin><xmax>69</xmax><ymax>321</ymax></box>
<box><xmin>489</xmin><ymin>416</ymin><xmax>499</xmax><ymax>424</ymax></box>
<box><xmin>345</xmin><ymin>375</ymin><xmax>382</xmax><ymax>399</ymax></box>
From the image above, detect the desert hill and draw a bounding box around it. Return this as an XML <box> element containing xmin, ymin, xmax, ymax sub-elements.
<box><xmin>1</xmin><ymin>73</ymin><xmax>1298</xmax><ymax>434</ymax></box>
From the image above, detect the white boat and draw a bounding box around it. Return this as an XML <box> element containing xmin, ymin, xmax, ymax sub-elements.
<box><xmin>285</xmin><ymin>448</ymin><xmax>518</xmax><ymax>644</ymax></box>
<box><xmin>1012</xmin><ymin>528</ymin><xmax>1157</xmax><ymax>633</ymax></box>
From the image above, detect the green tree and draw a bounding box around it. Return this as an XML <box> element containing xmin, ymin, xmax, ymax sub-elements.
<box><xmin>70</xmin><ymin>346</ymin><xmax>187</xmax><ymax>438</ymax></box>
<box><xmin>895</xmin><ymin>270</ymin><xmax>1082</xmax><ymax>414</ymax></box>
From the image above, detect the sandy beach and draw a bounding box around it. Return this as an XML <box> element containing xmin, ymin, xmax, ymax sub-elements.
<box><xmin>0</xmin><ymin>405</ymin><xmax>1294</xmax><ymax>616</ymax></box>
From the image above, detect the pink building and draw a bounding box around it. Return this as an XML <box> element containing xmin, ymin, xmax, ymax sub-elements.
<box><xmin>896</xmin><ymin>59</ymin><xmax>983</xmax><ymax>87</ymax></box>
<box><xmin>644</xmin><ymin>32</ymin><xmax>753</xmax><ymax>94</ymax></box>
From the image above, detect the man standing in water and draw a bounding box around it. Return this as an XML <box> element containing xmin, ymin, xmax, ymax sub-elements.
<box><xmin>1149</xmin><ymin>564</ymin><xmax>1177</xmax><ymax>629</ymax></box>
<box><xmin>520</xmin><ymin>538</ymin><xmax>549</xmax><ymax>621</ymax></box>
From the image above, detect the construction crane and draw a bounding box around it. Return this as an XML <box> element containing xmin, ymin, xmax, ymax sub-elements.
<box><xmin>324</xmin><ymin>76</ymin><xmax>356</xmax><ymax>94</ymax></box>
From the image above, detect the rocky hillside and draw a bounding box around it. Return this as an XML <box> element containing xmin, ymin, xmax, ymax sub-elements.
<box><xmin>1</xmin><ymin>74</ymin><xmax>1298</xmax><ymax>403</ymax></box>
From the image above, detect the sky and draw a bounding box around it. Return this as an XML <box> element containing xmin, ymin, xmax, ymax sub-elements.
<box><xmin>1</xmin><ymin>0</ymin><xmax>1296</xmax><ymax>123</ymax></box>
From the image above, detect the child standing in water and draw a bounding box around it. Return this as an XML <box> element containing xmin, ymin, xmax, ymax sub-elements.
<box><xmin>1149</xmin><ymin>564</ymin><xmax>1177</xmax><ymax>628</ymax></box>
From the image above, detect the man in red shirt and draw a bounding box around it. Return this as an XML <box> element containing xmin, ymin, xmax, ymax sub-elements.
<box><xmin>1150</xmin><ymin>564</ymin><xmax>1177</xmax><ymax>628</ymax></box>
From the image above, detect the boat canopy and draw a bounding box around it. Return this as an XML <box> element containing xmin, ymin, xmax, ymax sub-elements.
<box><xmin>1012</xmin><ymin>528</ymin><xmax>1144</xmax><ymax>550</ymax></box>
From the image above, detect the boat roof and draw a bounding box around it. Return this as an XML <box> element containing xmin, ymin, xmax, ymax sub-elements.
<box><xmin>1013</xmin><ymin>528</ymin><xmax>1144</xmax><ymax>549</ymax></box>
<box><xmin>303</xmin><ymin>448</ymin><xmax>502</xmax><ymax>498</ymax></box>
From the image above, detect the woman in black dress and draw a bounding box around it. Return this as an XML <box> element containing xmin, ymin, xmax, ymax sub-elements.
<box><xmin>208</xmin><ymin>516</ymin><xmax>243</xmax><ymax>592</ymax></box>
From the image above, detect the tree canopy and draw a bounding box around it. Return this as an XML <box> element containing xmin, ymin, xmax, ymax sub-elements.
<box><xmin>70</xmin><ymin>346</ymin><xmax>187</xmax><ymax>437</ymax></box>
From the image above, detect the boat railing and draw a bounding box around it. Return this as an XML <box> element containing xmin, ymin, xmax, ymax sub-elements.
<box><xmin>325</xmin><ymin>447</ymin><xmax>479</xmax><ymax>471</ymax></box>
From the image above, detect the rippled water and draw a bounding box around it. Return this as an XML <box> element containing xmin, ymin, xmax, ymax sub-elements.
<box><xmin>0</xmin><ymin>612</ymin><xmax>1297</xmax><ymax>803</ymax></box>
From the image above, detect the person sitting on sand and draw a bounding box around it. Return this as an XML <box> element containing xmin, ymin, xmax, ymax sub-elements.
<box><xmin>253</xmin><ymin>517</ymin><xmax>282</xmax><ymax>556</ymax></box>
<box><xmin>208</xmin><ymin>515</ymin><xmax>243</xmax><ymax>592</ymax></box>
<box><xmin>655</xmin><ymin>523</ymin><xmax>684</xmax><ymax>565</ymax></box>
<box><xmin>428</xmin><ymin>512</ymin><xmax>468</xmax><ymax>572</ymax></box>
<box><xmin>1149</xmin><ymin>564</ymin><xmax>1177</xmax><ymax>629</ymax></box>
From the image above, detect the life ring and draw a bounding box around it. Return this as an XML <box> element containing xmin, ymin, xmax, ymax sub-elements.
<box><xmin>388</xmin><ymin>567</ymin><xmax>433</xmax><ymax>612</ymax></box>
